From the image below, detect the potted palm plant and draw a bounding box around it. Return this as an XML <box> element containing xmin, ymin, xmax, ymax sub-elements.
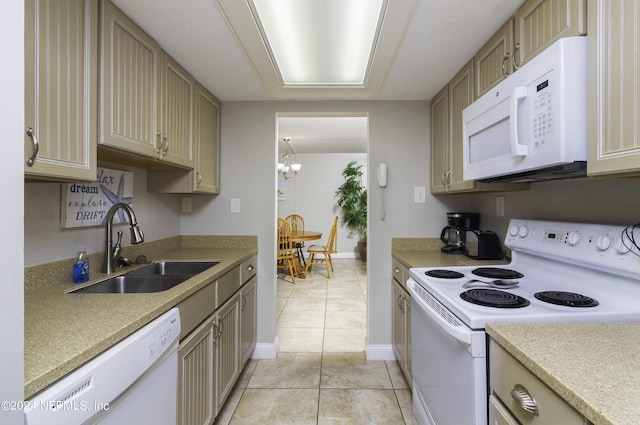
<box><xmin>336</xmin><ymin>161</ymin><xmax>367</xmax><ymax>262</ymax></box>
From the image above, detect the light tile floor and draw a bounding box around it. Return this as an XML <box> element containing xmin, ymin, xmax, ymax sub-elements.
<box><xmin>214</xmin><ymin>259</ymin><xmax>413</xmax><ymax>425</ymax></box>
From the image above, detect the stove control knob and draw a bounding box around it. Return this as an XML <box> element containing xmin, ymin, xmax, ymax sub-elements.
<box><xmin>596</xmin><ymin>235</ymin><xmax>613</xmax><ymax>251</ymax></box>
<box><xmin>567</xmin><ymin>232</ymin><xmax>581</xmax><ymax>246</ymax></box>
<box><xmin>510</xmin><ymin>225</ymin><xmax>520</xmax><ymax>236</ymax></box>
<box><xmin>518</xmin><ymin>226</ymin><xmax>529</xmax><ymax>238</ymax></box>
<box><xmin>615</xmin><ymin>238</ymin><xmax>632</xmax><ymax>255</ymax></box>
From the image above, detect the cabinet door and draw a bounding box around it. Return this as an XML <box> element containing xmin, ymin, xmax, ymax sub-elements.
<box><xmin>240</xmin><ymin>277</ymin><xmax>257</xmax><ymax>367</ymax></box>
<box><xmin>99</xmin><ymin>0</ymin><xmax>160</xmax><ymax>158</ymax></box>
<box><xmin>448</xmin><ymin>59</ymin><xmax>477</xmax><ymax>192</ymax></box>
<box><xmin>159</xmin><ymin>52</ymin><xmax>195</xmax><ymax>168</ymax></box>
<box><xmin>588</xmin><ymin>0</ymin><xmax>640</xmax><ymax>176</ymax></box>
<box><xmin>430</xmin><ymin>85</ymin><xmax>449</xmax><ymax>194</ymax></box>
<box><xmin>178</xmin><ymin>315</ymin><xmax>216</xmax><ymax>425</ymax></box>
<box><xmin>24</xmin><ymin>0</ymin><xmax>97</xmax><ymax>181</ymax></box>
<box><xmin>391</xmin><ymin>280</ymin><xmax>405</xmax><ymax>370</ymax></box>
<box><xmin>404</xmin><ymin>295</ymin><xmax>411</xmax><ymax>384</ymax></box>
<box><xmin>475</xmin><ymin>18</ymin><xmax>514</xmax><ymax>98</ymax></box>
<box><xmin>514</xmin><ymin>0</ymin><xmax>587</xmax><ymax>67</ymax></box>
<box><xmin>216</xmin><ymin>292</ymin><xmax>240</xmax><ymax>414</ymax></box>
<box><xmin>194</xmin><ymin>84</ymin><xmax>220</xmax><ymax>193</ymax></box>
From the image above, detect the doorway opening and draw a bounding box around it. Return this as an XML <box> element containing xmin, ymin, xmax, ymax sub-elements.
<box><xmin>275</xmin><ymin>112</ymin><xmax>369</xmax><ymax>353</ymax></box>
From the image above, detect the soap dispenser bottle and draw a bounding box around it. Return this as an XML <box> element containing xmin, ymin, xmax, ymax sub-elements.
<box><xmin>73</xmin><ymin>247</ymin><xmax>90</xmax><ymax>283</ymax></box>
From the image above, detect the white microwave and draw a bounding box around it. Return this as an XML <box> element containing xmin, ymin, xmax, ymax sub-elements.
<box><xmin>462</xmin><ymin>37</ymin><xmax>587</xmax><ymax>183</ymax></box>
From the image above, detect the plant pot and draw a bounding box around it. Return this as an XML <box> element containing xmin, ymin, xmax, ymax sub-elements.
<box><xmin>357</xmin><ymin>240</ymin><xmax>367</xmax><ymax>263</ymax></box>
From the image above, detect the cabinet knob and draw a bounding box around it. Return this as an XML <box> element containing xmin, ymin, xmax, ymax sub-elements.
<box><xmin>26</xmin><ymin>127</ymin><xmax>39</xmax><ymax>167</ymax></box>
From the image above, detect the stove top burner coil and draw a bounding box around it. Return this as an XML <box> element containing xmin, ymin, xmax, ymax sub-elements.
<box><xmin>425</xmin><ymin>270</ymin><xmax>465</xmax><ymax>279</ymax></box>
<box><xmin>472</xmin><ymin>267</ymin><xmax>524</xmax><ymax>279</ymax></box>
<box><xmin>460</xmin><ymin>289</ymin><xmax>530</xmax><ymax>308</ymax></box>
<box><xmin>534</xmin><ymin>291</ymin><xmax>599</xmax><ymax>307</ymax></box>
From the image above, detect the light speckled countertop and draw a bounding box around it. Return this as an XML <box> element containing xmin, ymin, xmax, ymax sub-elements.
<box><xmin>391</xmin><ymin>237</ymin><xmax>509</xmax><ymax>268</ymax></box>
<box><xmin>487</xmin><ymin>322</ymin><xmax>640</xmax><ymax>425</ymax></box>
<box><xmin>25</xmin><ymin>236</ymin><xmax>257</xmax><ymax>399</ymax></box>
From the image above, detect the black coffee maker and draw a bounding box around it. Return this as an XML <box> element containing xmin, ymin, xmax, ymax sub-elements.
<box><xmin>440</xmin><ymin>212</ymin><xmax>480</xmax><ymax>254</ymax></box>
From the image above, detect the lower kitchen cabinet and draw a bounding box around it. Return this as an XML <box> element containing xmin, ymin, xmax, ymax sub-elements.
<box><xmin>392</xmin><ymin>280</ymin><xmax>411</xmax><ymax>384</ymax></box>
<box><xmin>391</xmin><ymin>257</ymin><xmax>411</xmax><ymax>384</ymax></box>
<box><xmin>216</xmin><ymin>292</ymin><xmax>240</xmax><ymax>411</ymax></box>
<box><xmin>177</xmin><ymin>314</ymin><xmax>216</xmax><ymax>425</ymax></box>
<box><xmin>177</xmin><ymin>256</ymin><xmax>257</xmax><ymax>425</ymax></box>
<box><xmin>240</xmin><ymin>276</ymin><xmax>257</xmax><ymax>367</ymax></box>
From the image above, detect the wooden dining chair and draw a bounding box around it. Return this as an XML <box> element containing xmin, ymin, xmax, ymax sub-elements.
<box><xmin>304</xmin><ymin>216</ymin><xmax>338</xmax><ymax>278</ymax></box>
<box><xmin>286</xmin><ymin>214</ymin><xmax>306</xmax><ymax>263</ymax></box>
<box><xmin>277</xmin><ymin>218</ymin><xmax>297</xmax><ymax>283</ymax></box>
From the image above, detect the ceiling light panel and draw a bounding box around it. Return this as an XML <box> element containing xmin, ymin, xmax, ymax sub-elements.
<box><xmin>251</xmin><ymin>0</ymin><xmax>385</xmax><ymax>86</ymax></box>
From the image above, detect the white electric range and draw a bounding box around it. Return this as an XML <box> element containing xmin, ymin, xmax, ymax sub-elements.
<box><xmin>407</xmin><ymin>218</ymin><xmax>640</xmax><ymax>425</ymax></box>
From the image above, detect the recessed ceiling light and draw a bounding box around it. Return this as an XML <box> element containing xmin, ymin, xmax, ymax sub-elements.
<box><xmin>250</xmin><ymin>0</ymin><xmax>386</xmax><ymax>86</ymax></box>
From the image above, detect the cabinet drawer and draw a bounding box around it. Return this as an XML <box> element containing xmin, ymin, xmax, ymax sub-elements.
<box><xmin>490</xmin><ymin>341</ymin><xmax>584</xmax><ymax>425</ymax></box>
<box><xmin>391</xmin><ymin>257</ymin><xmax>408</xmax><ymax>287</ymax></box>
<box><xmin>217</xmin><ymin>266</ymin><xmax>241</xmax><ymax>307</ymax></box>
<box><xmin>241</xmin><ymin>255</ymin><xmax>257</xmax><ymax>283</ymax></box>
<box><xmin>176</xmin><ymin>280</ymin><xmax>216</xmax><ymax>340</ymax></box>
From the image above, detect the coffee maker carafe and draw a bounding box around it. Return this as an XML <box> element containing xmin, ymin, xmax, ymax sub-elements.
<box><xmin>440</xmin><ymin>212</ymin><xmax>480</xmax><ymax>254</ymax></box>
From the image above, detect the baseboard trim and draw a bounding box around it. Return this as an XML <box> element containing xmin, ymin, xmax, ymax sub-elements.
<box><xmin>365</xmin><ymin>344</ymin><xmax>396</xmax><ymax>361</ymax></box>
<box><xmin>251</xmin><ymin>337</ymin><xmax>279</xmax><ymax>359</ymax></box>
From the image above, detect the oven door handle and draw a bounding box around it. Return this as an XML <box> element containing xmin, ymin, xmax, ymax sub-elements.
<box><xmin>408</xmin><ymin>279</ymin><xmax>472</xmax><ymax>345</ymax></box>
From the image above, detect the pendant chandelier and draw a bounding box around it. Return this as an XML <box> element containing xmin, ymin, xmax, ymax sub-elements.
<box><xmin>277</xmin><ymin>138</ymin><xmax>302</xmax><ymax>180</ymax></box>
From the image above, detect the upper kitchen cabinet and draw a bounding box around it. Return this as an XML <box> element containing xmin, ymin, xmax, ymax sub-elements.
<box><xmin>99</xmin><ymin>1</ymin><xmax>194</xmax><ymax>169</ymax></box>
<box><xmin>475</xmin><ymin>19</ymin><xmax>514</xmax><ymax>98</ymax></box>
<box><xmin>148</xmin><ymin>84</ymin><xmax>220</xmax><ymax>194</ymax></box>
<box><xmin>430</xmin><ymin>85</ymin><xmax>449</xmax><ymax>194</ymax></box>
<box><xmin>24</xmin><ymin>0</ymin><xmax>97</xmax><ymax>181</ymax></box>
<box><xmin>475</xmin><ymin>0</ymin><xmax>586</xmax><ymax>98</ymax></box>
<box><xmin>588</xmin><ymin>0</ymin><xmax>640</xmax><ymax>176</ymax></box>
<box><xmin>157</xmin><ymin>52</ymin><xmax>195</xmax><ymax>168</ymax></box>
<box><xmin>514</xmin><ymin>0</ymin><xmax>587</xmax><ymax>68</ymax></box>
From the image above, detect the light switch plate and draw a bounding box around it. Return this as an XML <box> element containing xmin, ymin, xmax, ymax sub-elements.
<box><xmin>230</xmin><ymin>198</ymin><xmax>240</xmax><ymax>214</ymax></box>
<box><xmin>414</xmin><ymin>186</ymin><xmax>426</xmax><ymax>203</ymax></box>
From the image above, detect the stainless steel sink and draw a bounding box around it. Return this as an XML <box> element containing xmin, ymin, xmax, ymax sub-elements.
<box><xmin>68</xmin><ymin>261</ymin><xmax>220</xmax><ymax>294</ymax></box>
<box><xmin>68</xmin><ymin>275</ymin><xmax>191</xmax><ymax>294</ymax></box>
<box><xmin>127</xmin><ymin>261</ymin><xmax>220</xmax><ymax>276</ymax></box>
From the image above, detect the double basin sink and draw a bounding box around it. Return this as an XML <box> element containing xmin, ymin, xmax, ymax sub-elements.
<box><xmin>68</xmin><ymin>261</ymin><xmax>220</xmax><ymax>294</ymax></box>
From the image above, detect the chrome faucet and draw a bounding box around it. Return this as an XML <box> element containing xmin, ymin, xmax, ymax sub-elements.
<box><xmin>102</xmin><ymin>202</ymin><xmax>144</xmax><ymax>273</ymax></box>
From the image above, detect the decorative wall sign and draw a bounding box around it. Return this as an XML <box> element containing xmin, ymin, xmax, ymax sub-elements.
<box><xmin>61</xmin><ymin>167</ymin><xmax>134</xmax><ymax>228</ymax></box>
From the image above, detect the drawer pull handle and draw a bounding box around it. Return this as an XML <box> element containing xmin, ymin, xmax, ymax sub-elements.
<box><xmin>246</xmin><ymin>265</ymin><xmax>254</xmax><ymax>272</ymax></box>
<box><xmin>510</xmin><ymin>384</ymin><xmax>539</xmax><ymax>416</ymax></box>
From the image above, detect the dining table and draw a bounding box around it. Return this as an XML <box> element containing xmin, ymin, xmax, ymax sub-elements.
<box><xmin>290</xmin><ymin>230</ymin><xmax>322</xmax><ymax>278</ymax></box>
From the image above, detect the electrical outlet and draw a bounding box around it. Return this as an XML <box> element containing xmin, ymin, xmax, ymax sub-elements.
<box><xmin>496</xmin><ymin>196</ymin><xmax>505</xmax><ymax>217</ymax></box>
<box><xmin>181</xmin><ymin>197</ymin><xmax>192</xmax><ymax>213</ymax></box>
<box><xmin>230</xmin><ymin>198</ymin><xmax>240</xmax><ymax>214</ymax></box>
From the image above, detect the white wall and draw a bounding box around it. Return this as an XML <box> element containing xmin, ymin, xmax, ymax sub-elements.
<box><xmin>277</xmin><ymin>153</ymin><xmax>368</xmax><ymax>257</ymax></box>
<box><xmin>180</xmin><ymin>100</ymin><xmax>468</xmax><ymax>354</ymax></box>
<box><xmin>1</xmin><ymin>1</ymin><xmax>24</xmax><ymax>422</ymax></box>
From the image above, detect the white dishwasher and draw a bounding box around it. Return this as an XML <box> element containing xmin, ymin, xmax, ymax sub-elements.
<box><xmin>25</xmin><ymin>308</ymin><xmax>180</xmax><ymax>425</ymax></box>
